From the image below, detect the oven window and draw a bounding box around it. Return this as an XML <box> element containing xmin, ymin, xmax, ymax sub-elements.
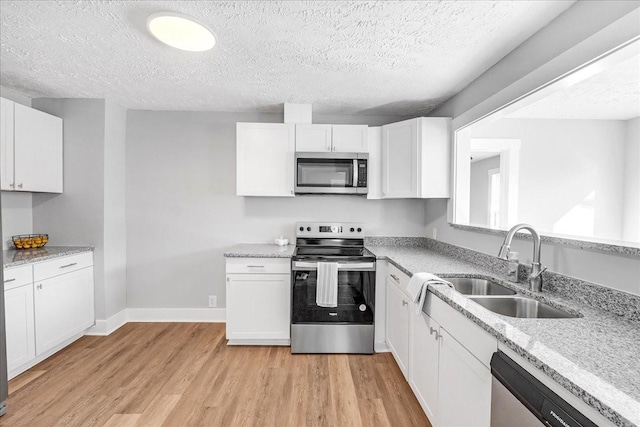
<box><xmin>292</xmin><ymin>270</ymin><xmax>375</xmax><ymax>324</ymax></box>
<box><xmin>297</xmin><ymin>159</ymin><xmax>354</xmax><ymax>188</ymax></box>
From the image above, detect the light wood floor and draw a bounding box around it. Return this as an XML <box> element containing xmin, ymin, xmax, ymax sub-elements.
<box><xmin>3</xmin><ymin>323</ymin><xmax>431</xmax><ymax>427</ymax></box>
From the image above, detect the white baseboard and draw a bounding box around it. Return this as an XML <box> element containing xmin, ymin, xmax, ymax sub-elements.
<box><xmin>375</xmin><ymin>342</ymin><xmax>390</xmax><ymax>353</ymax></box>
<box><xmin>86</xmin><ymin>308</ymin><xmax>226</xmax><ymax>336</ymax></box>
<box><xmin>127</xmin><ymin>308</ymin><xmax>226</xmax><ymax>323</ymax></box>
<box><xmin>86</xmin><ymin>309</ymin><xmax>129</xmax><ymax>336</ymax></box>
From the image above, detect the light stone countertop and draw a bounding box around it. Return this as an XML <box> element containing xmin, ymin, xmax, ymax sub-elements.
<box><xmin>224</xmin><ymin>243</ymin><xmax>295</xmax><ymax>258</ymax></box>
<box><xmin>367</xmin><ymin>244</ymin><xmax>640</xmax><ymax>427</ymax></box>
<box><xmin>3</xmin><ymin>246</ymin><xmax>94</xmax><ymax>268</ymax></box>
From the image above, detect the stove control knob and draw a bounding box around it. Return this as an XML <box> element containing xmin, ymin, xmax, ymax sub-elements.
<box><xmin>307</xmin><ymin>227</ymin><xmax>311</xmax><ymax>232</ymax></box>
<box><xmin>299</xmin><ymin>226</ymin><xmax>304</xmax><ymax>232</ymax></box>
<box><xmin>350</xmin><ymin>227</ymin><xmax>355</xmax><ymax>232</ymax></box>
<box><xmin>359</xmin><ymin>304</ymin><xmax>367</xmax><ymax>312</ymax></box>
<box><xmin>357</xmin><ymin>228</ymin><xmax>362</xmax><ymax>233</ymax></box>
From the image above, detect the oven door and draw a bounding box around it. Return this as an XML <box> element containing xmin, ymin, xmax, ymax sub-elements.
<box><xmin>291</xmin><ymin>261</ymin><xmax>375</xmax><ymax>324</ymax></box>
<box><xmin>295</xmin><ymin>153</ymin><xmax>368</xmax><ymax>195</ymax></box>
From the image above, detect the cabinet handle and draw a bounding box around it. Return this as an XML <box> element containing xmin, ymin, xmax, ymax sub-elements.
<box><xmin>247</xmin><ymin>265</ymin><xmax>265</xmax><ymax>268</ymax></box>
<box><xmin>4</xmin><ymin>278</ymin><xmax>15</xmax><ymax>283</ymax></box>
<box><xmin>37</xmin><ymin>284</ymin><xmax>43</xmax><ymax>290</ymax></box>
<box><xmin>9</xmin><ymin>183</ymin><xmax>15</xmax><ymax>188</ymax></box>
<box><xmin>390</xmin><ymin>274</ymin><xmax>399</xmax><ymax>282</ymax></box>
<box><xmin>17</xmin><ymin>183</ymin><xmax>23</xmax><ymax>188</ymax></box>
<box><xmin>59</xmin><ymin>262</ymin><xmax>77</xmax><ymax>269</ymax></box>
<box><xmin>430</xmin><ymin>327</ymin><xmax>441</xmax><ymax>340</ymax></box>
<box><xmin>402</xmin><ymin>300</ymin><xmax>408</xmax><ymax>306</ymax></box>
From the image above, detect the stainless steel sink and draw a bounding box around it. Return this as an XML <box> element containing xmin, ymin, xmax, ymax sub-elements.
<box><xmin>468</xmin><ymin>296</ymin><xmax>577</xmax><ymax>319</ymax></box>
<box><xmin>447</xmin><ymin>277</ymin><xmax>516</xmax><ymax>296</ymax></box>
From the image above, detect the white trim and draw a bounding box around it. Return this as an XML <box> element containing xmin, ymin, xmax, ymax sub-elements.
<box><xmin>375</xmin><ymin>342</ymin><xmax>391</xmax><ymax>353</ymax></box>
<box><xmin>86</xmin><ymin>308</ymin><xmax>129</xmax><ymax>336</ymax></box>
<box><xmin>127</xmin><ymin>308</ymin><xmax>226</xmax><ymax>323</ymax></box>
<box><xmin>228</xmin><ymin>339</ymin><xmax>290</xmax><ymax>346</ymax></box>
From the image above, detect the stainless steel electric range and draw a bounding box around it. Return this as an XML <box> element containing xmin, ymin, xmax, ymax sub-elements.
<box><xmin>291</xmin><ymin>222</ymin><xmax>376</xmax><ymax>354</ymax></box>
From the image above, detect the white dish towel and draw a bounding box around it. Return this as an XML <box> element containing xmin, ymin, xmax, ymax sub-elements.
<box><xmin>316</xmin><ymin>262</ymin><xmax>339</xmax><ymax>308</ymax></box>
<box><xmin>406</xmin><ymin>272</ymin><xmax>453</xmax><ymax>314</ymax></box>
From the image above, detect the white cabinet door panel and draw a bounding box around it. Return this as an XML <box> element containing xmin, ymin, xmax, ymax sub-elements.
<box><xmin>386</xmin><ymin>277</ymin><xmax>409</xmax><ymax>377</ymax></box>
<box><xmin>332</xmin><ymin>125</ymin><xmax>368</xmax><ymax>152</ymax></box>
<box><xmin>236</xmin><ymin>123</ymin><xmax>295</xmax><ymax>197</ymax></box>
<box><xmin>1</xmin><ymin>97</ymin><xmax>15</xmax><ymax>191</ymax></box>
<box><xmin>295</xmin><ymin>124</ymin><xmax>332</xmax><ymax>152</ymax></box>
<box><xmin>226</xmin><ymin>273</ymin><xmax>291</xmax><ymax>341</ymax></box>
<box><xmin>437</xmin><ymin>328</ymin><xmax>492</xmax><ymax>427</ymax></box>
<box><xmin>409</xmin><ymin>309</ymin><xmax>440</xmax><ymax>422</ymax></box>
<box><xmin>382</xmin><ymin>119</ymin><xmax>418</xmax><ymax>198</ymax></box>
<box><xmin>5</xmin><ymin>284</ymin><xmax>36</xmax><ymax>373</ymax></box>
<box><xmin>34</xmin><ymin>267</ymin><xmax>95</xmax><ymax>356</ymax></box>
<box><xmin>14</xmin><ymin>102</ymin><xmax>63</xmax><ymax>193</ymax></box>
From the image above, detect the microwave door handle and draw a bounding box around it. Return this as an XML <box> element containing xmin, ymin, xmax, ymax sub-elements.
<box><xmin>353</xmin><ymin>159</ymin><xmax>358</xmax><ymax>187</ymax></box>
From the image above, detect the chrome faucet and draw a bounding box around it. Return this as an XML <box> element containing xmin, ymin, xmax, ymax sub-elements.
<box><xmin>498</xmin><ymin>224</ymin><xmax>547</xmax><ymax>292</ymax></box>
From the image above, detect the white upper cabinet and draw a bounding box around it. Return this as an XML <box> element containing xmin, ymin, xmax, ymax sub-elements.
<box><xmin>332</xmin><ymin>125</ymin><xmax>368</xmax><ymax>152</ymax></box>
<box><xmin>382</xmin><ymin>117</ymin><xmax>450</xmax><ymax>199</ymax></box>
<box><xmin>236</xmin><ymin>122</ymin><xmax>295</xmax><ymax>197</ymax></box>
<box><xmin>296</xmin><ymin>124</ymin><xmax>368</xmax><ymax>153</ymax></box>
<box><xmin>1</xmin><ymin>97</ymin><xmax>15</xmax><ymax>191</ymax></box>
<box><xmin>295</xmin><ymin>124</ymin><xmax>332</xmax><ymax>152</ymax></box>
<box><xmin>1</xmin><ymin>97</ymin><xmax>63</xmax><ymax>193</ymax></box>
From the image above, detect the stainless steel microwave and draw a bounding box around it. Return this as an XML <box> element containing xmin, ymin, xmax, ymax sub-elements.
<box><xmin>295</xmin><ymin>152</ymin><xmax>368</xmax><ymax>195</ymax></box>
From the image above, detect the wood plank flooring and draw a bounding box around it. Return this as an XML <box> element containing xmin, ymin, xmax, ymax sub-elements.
<box><xmin>3</xmin><ymin>323</ymin><xmax>431</xmax><ymax>427</ymax></box>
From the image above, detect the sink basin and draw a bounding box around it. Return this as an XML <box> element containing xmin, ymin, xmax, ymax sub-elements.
<box><xmin>447</xmin><ymin>277</ymin><xmax>516</xmax><ymax>296</ymax></box>
<box><xmin>468</xmin><ymin>296</ymin><xmax>577</xmax><ymax>319</ymax></box>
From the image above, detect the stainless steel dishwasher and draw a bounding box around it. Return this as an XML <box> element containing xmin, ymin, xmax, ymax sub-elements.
<box><xmin>490</xmin><ymin>351</ymin><xmax>597</xmax><ymax>427</ymax></box>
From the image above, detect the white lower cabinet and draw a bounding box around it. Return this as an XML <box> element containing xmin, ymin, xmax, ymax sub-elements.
<box><xmin>225</xmin><ymin>258</ymin><xmax>291</xmax><ymax>344</ymax></box>
<box><xmin>409</xmin><ymin>309</ymin><xmax>440</xmax><ymax>422</ymax></box>
<box><xmin>34</xmin><ymin>266</ymin><xmax>95</xmax><ymax>356</ymax></box>
<box><xmin>386</xmin><ymin>276</ymin><xmax>410</xmax><ymax>377</ymax></box>
<box><xmin>5</xmin><ymin>284</ymin><xmax>36</xmax><ymax>373</ymax></box>
<box><xmin>3</xmin><ymin>252</ymin><xmax>95</xmax><ymax>379</ymax></box>
<box><xmin>437</xmin><ymin>328</ymin><xmax>492</xmax><ymax>427</ymax></box>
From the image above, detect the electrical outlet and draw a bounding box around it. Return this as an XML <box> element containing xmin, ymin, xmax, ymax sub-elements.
<box><xmin>432</xmin><ymin>228</ymin><xmax>438</xmax><ymax>240</ymax></box>
<box><xmin>208</xmin><ymin>295</ymin><xmax>217</xmax><ymax>308</ymax></box>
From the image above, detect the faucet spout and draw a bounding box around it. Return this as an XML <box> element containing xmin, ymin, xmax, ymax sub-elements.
<box><xmin>498</xmin><ymin>224</ymin><xmax>544</xmax><ymax>292</ymax></box>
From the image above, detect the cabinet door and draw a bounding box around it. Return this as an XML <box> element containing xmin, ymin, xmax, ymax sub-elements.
<box><xmin>409</xmin><ymin>309</ymin><xmax>440</xmax><ymax>422</ymax></box>
<box><xmin>386</xmin><ymin>277</ymin><xmax>409</xmax><ymax>377</ymax></box>
<box><xmin>13</xmin><ymin>103</ymin><xmax>63</xmax><ymax>193</ymax></box>
<box><xmin>236</xmin><ymin>123</ymin><xmax>295</xmax><ymax>197</ymax></box>
<box><xmin>382</xmin><ymin>119</ymin><xmax>418</xmax><ymax>198</ymax></box>
<box><xmin>437</xmin><ymin>328</ymin><xmax>492</xmax><ymax>427</ymax></box>
<box><xmin>1</xmin><ymin>97</ymin><xmax>15</xmax><ymax>191</ymax></box>
<box><xmin>226</xmin><ymin>273</ymin><xmax>291</xmax><ymax>341</ymax></box>
<box><xmin>34</xmin><ymin>267</ymin><xmax>95</xmax><ymax>356</ymax></box>
<box><xmin>5</xmin><ymin>284</ymin><xmax>36</xmax><ymax>374</ymax></box>
<box><xmin>295</xmin><ymin>124</ymin><xmax>332</xmax><ymax>152</ymax></box>
<box><xmin>332</xmin><ymin>125</ymin><xmax>368</xmax><ymax>153</ymax></box>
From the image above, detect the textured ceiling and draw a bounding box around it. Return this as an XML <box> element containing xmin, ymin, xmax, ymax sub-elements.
<box><xmin>0</xmin><ymin>0</ymin><xmax>575</xmax><ymax>115</ymax></box>
<box><xmin>508</xmin><ymin>54</ymin><xmax>640</xmax><ymax>120</ymax></box>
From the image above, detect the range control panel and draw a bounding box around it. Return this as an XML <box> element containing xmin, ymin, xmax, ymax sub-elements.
<box><xmin>296</xmin><ymin>222</ymin><xmax>364</xmax><ymax>238</ymax></box>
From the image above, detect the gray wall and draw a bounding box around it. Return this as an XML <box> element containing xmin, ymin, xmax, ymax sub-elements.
<box><xmin>427</xmin><ymin>2</ymin><xmax>640</xmax><ymax>296</ymax></box>
<box><xmin>102</xmin><ymin>100</ymin><xmax>127</xmax><ymax>318</ymax></box>
<box><xmin>31</xmin><ymin>98</ymin><xmax>128</xmax><ymax>320</ymax></box>
<box><xmin>469</xmin><ymin>156</ymin><xmax>499</xmax><ymax>226</ymax></box>
<box><xmin>126</xmin><ymin>110</ymin><xmax>425</xmax><ymax>309</ymax></box>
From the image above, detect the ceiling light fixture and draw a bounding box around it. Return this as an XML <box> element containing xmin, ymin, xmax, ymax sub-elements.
<box><xmin>147</xmin><ymin>12</ymin><xmax>216</xmax><ymax>52</ymax></box>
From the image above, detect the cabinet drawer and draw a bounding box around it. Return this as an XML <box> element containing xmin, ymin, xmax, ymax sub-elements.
<box><xmin>4</xmin><ymin>265</ymin><xmax>33</xmax><ymax>290</ymax></box>
<box><xmin>226</xmin><ymin>257</ymin><xmax>290</xmax><ymax>274</ymax></box>
<box><xmin>425</xmin><ymin>292</ymin><xmax>497</xmax><ymax>368</ymax></box>
<box><xmin>34</xmin><ymin>252</ymin><xmax>93</xmax><ymax>282</ymax></box>
<box><xmin>388</xmin><ymin>263</ymin><xmax>410</xmax><ymax>297</ymax></box>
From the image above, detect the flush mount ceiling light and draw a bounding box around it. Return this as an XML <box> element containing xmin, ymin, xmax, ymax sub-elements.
<box><xmin>147</xmin><ymin>12</ymin><xmax>216</xmax><ymax>52</ymax></box>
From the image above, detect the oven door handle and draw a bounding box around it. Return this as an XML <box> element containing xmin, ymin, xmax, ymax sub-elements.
<box><xmin>292</xmin><ymin>261</ymin><xmax>376</xmax><ymax>271</ymax></box>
